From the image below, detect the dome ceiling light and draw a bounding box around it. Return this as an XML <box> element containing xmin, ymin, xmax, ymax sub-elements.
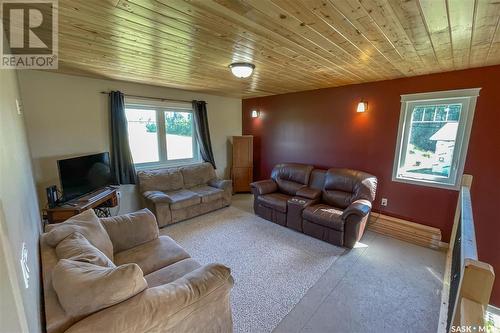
<box><xmin>229</xmin><ymin>62</ymin><xmax>255</xmax><ymax>78</ymax></box>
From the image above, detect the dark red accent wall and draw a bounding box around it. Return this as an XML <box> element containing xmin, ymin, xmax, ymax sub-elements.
<box><xmin>242</xmin><ymin>65</ymin><xmax>500</xmax><ymax>306</ymax></box>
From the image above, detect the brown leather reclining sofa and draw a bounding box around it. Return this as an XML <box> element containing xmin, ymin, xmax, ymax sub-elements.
<box><xmin>250</xmin><ymin>163</ymin><xmax>377</xmax><ymax>248</ymax></box>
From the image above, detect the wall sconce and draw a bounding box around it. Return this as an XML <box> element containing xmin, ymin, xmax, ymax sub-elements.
<box><xmin>357</xmin><ymin>101</ymin><xmax>368</xmax><ymax>113</ymax></box>
<box><xmin>251</xmin><ymin>110</ymin><xmax>260</xmax><ymax>118</ymax></box>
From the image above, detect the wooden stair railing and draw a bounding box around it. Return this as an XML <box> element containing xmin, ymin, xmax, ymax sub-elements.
<box><xmin>438</xmin><ymin>175</ymin><xmax>495</xmax><ymax>332</ymax></box>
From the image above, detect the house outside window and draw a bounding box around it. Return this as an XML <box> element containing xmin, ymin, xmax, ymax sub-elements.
<box><xmin>392</xmin><ymin>88</ymin><xmax>480</xmax><ymax>190</ymax></box>
<box><xmin>124</xmin><ymin>98</ymin><xmax>200</xmax><ymax>169</ymax></box>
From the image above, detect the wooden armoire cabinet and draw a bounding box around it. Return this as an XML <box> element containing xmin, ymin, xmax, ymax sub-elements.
<box><xmin>231</xmin><ymin>136</ymin><xmax>253</xmax><ymax>193</ymax></box>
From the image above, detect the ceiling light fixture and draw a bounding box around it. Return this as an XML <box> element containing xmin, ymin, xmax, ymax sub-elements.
<box><xmin>229</xmin><ymin>62</ymin><xmax>255</xmax><ymax>79</ymax></box>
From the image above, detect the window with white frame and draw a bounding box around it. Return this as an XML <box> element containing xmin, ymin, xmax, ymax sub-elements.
<box><xmin>392</xmin><ymin>88</ymin><xmax>480</xmax><ymax>189</ymax></box>
<box><xmin>124</xmin><ymin>98</ymin><xmax>200</xmax><ymax>169</ymax></box>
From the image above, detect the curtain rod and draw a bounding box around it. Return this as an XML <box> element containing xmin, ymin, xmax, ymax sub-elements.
<box><xmin>100</xmin><ymin>92</ymin><xmax>201</xmax><ymax>104</ymax></box>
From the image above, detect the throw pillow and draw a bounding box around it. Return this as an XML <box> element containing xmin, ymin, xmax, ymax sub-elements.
<box><xmin>56</xmin><ymin>232</ymin><xmax>114</xmax><ymax>267</ymax></box>
<box><xmin>45</xmin><ymin>209</ymin><xmax>114</xmax><ymax>260</ymax></box>
<box><xmin>52</xmin><ymin>259</ymin><xmax>147</xmax><ymax>317</ymax></box>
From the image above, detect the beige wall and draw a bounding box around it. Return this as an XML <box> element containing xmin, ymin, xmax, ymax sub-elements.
<box><xmin>18</xmin><ymin>71</ymin><xmax>242</xmax><ymax>212</ymax></box>
<box><xmin>0</xmin><ymin>35</ymin><xmax>43</xmax><ymax>332</ymax></box>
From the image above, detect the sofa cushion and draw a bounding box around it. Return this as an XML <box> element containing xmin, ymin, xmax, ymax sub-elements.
<box><xmin>165</xmin><ymin>189</ymin><xmax>201</xmax><ymax>210</ymax></box>
<box><xmin>189</xmin><ymin>185</ymin><xmax>223</xmax><ymax>203</ymax></box>
<box><xmin>180</xmin><ymin>162</ymin><xmax>216</xmax><ymax>188</ymax></box>
<box><xmin>309</xmin><ymin>169</ymin><xmax>327</xmax><ymax>190</ymax></box>
<box><xmin>144</xmin><ymin>258</ymin><xmax>201</xmax><ymax>288</ymax></box>
<box><xmin>276</xmin><ymin>179</ymin><xmax>306</xmax><ymax>196</ymax></box>
<box><xmin>52</xmin><ymin>259</ymin><xmax>147</xmax><ymax>317</ymax></box>
<box><xmin>303</xmin><ymin>204</ymin><xmax>344</xmax><ymax>231</ymax></box>
<box><xmin>100</xmin><ymin>209</ymin><xmax>159</xmax><ymax>253</ymax></box>
<box><xmin>271</xmin><ymin>163</ymin><xmax>314</xmax><ymax>185</ymax></box>
<box><xmin>114</xmin><ymin>235</ymin><xmax>190</xmax><ymax>275</ymax></box>
<box><xmin>45</xmin><ymin>209</ymin><xmax>114</xmax><ymax>260</ymax></box>
<box><xmin>257</xmin><ymin>193</ymin><xmax>291</xmax><ymax>213</ymax></box>
<box><xmin>323</xmin><ymin>168</ymin><xmax>377</xmax><ymax>209</ymax></box>
<box><xmin>270</xmin><ymin>163</ymin><xmax>313</xmax><ymax>196</ymax></box>
<box><xmin>137</xmin><ymin>168</ymin><xmax>184</xmax><ymax>193</ymax></box>
<box><xmin>56</xmin><ymin>232</ymin><xmax>114</xmax><ymax>267</ymax></box>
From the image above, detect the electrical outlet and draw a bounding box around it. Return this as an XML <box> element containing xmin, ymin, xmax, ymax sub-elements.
<box><xmin>20</xmin><ymin>243</ymin><xmax>30</xmax><ymax>289</ymax></box>
<box><xmin>381</xmin><ymin>198</ymin><xmax>388</xmax><ymax>207</ymax></box>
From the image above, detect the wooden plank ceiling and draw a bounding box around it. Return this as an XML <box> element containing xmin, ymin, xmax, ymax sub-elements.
<box><xmin>53</xmin><ymin>0</ymin><xmax>500</xmax><ymax>98</ymax></box>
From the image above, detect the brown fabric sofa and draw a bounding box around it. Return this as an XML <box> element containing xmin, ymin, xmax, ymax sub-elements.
<box><xmin>138</xmin><ymin>162</ymin><xmax>232</xmax><ymax>227</ymax></box>
<box><xmin>41</xmin><ymin>209</ymin><xmax>234</xmax><ymax>333</ymax></box>
<box><xmin>251</xmin><ymin>163</ymin><xmax>377</xmax><ymax>248</ymax></box>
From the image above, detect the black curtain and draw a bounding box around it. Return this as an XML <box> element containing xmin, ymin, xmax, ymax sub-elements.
<box><xmin>192</xmin><ymin>100</ymin><xmax>216</xmax><ymax>169</ymax></box>
<box><xmin>110</xmin><ymin>91</ymin><xmax>136</xmax><ymax>184</ymax></box>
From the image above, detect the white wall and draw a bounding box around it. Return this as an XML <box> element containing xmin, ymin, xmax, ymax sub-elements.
<box><xmin>0</xmin><ymin>35</ymin><xmax>43</xmax><ymax>332</ymax></box>
<box><xmin>18</xmin><ymin>71</ymin><xmax>242</xmax><ymax>212</ymax></box>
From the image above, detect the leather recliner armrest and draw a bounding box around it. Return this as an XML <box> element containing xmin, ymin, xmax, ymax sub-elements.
<box><xmin>341</xmin><ymin>199</ymin><xmax>372</xmax><ymax>220</ymax></box>
<box><xmin>342</xmin><ymin>199</ymin><xmax>373</xmax><ymax>248</ymax></box>
<box><xmin>295</xmin><ymin>187</ymin><xmax>321</xmax><ymax>200</ymax></box>
<box><xmin>250</xmin><ymin>179</ymin><xmax>278</xmax><ymax>195</ymax></box>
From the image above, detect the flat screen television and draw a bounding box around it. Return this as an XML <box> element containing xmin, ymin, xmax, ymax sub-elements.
<box><xmin>57</xmin><ymin>152</ymin><xmax>116</xmax><ymax>202</ymax></box>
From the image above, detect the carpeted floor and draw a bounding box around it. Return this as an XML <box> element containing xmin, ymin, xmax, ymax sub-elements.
<box><xmin>161</xmin><ymin>204</ymin><xmax>346</xmax><ymax>333</ymax></box>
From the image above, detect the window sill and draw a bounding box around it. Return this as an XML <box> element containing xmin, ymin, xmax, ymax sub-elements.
<box><xmin>392</xmin><ymin>176</ymin><xmax>460</xmax><ymax>191</ymax></box>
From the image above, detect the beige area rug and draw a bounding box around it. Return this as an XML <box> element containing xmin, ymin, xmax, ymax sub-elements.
<box><xmin>161</xmin><ymin>203</ymin><xmax>346</xmax><ymax>333</ymax></box>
